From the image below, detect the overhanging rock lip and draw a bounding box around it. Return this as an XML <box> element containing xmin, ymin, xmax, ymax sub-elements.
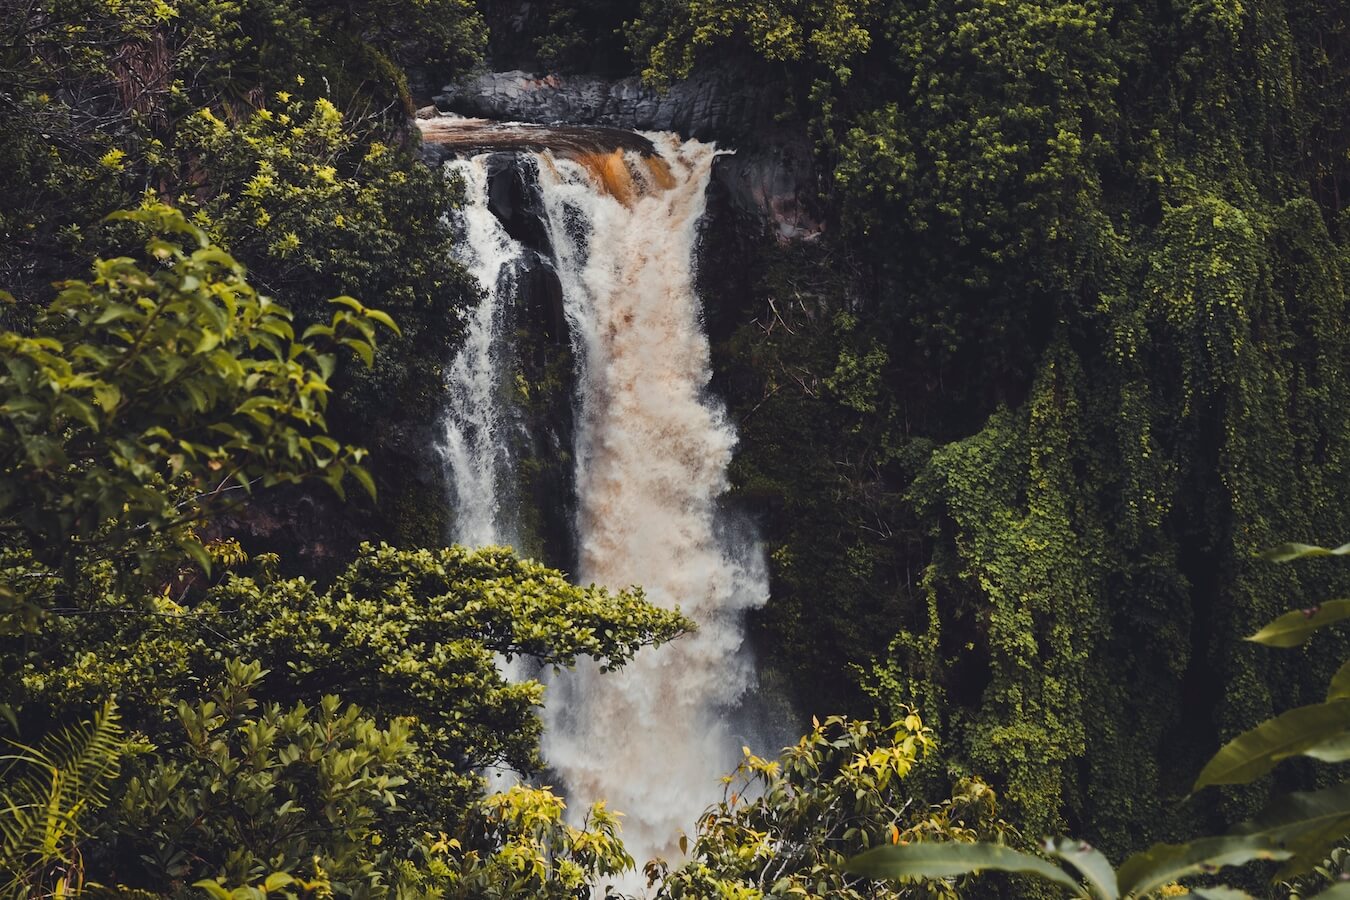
<box><xmin>416</xmin><ymin>116</ymin><xmax>657</xmax><ymax>164</ymax></box>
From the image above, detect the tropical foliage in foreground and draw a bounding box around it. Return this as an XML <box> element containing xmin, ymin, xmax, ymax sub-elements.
<box><xmin>656</xmin><ymin>714</ymin><xmax>1015</xmax><ymax>899</ymax></box>
<box><xmin>846</xmin><ymin>543</ymin><xmax>1350</xmax><ymax>898</ymax></box>
<box><xmin>0</xmin><ymin>209</ymin><xmax>686</xmax><ymax>897</ymax></box>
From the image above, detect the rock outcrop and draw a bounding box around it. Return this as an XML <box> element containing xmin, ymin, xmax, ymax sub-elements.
<box><xmin>435</xmin><ymin>68</ymin><xmax>774</xmax><ymax>142</ymax></box>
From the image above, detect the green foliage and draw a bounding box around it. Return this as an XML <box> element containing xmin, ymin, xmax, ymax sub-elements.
<box><xmin>16</xmin><ymin>542</ymin><xmax>690</xmax><ymax>874</ymax></box>
<box><xmin>0</xmin><ymin>0</ymin><xmax>481</xmax><ymax>300</ymax></box>
<box><xmin>893</xmin><ymin>346</ymin><xmax>1105</xmax><ymax>838</ymax></box>
<box><xmin>398</xmin><ymin>786</ymin><xmax>633</xmax><ymax>898</ymax></box>
<box><xmin>846</xmin><ymin>842</ymin><xmax>1086</xmax><ymax>895</ymax></box>
<box><xmin>1246</xmin><ymin>601</ymin><xmax>1350</xmax><ymax>648</ymax></box>
<box><xmin>847</xmin><ymin>834</ymin><xmax>1293</xmax><ymax>899</ymax></box>
<box><xmin>846</xmin><ymin>552</ymin><xmax>1350</xmax><ymax>896</ymax></box>
<box><xmin>1281</xmin><ymin>846</ymin><xmax>1350</xmax><ymax>900</ymax></box>
<box><xmin>535</xmin><ymin>0</ymin><xmax>646</xmax><ymax>74</ymax></box>
<box><xmin>0</xmin><ymin>699</ymin><xmax>127</xmax><ymax>898</ymax></box>
<box><xmin>0</xmin><ymin>0</ymin><xmax>486</xmax><ymax>557</ymax></box>
<box><xmin>47</xmin><ymin>657</ymin><xmax>650</xmax><ymax>897</ymax></box>
<box><xmin>656</xmin><ymin>714</ymin><xmax>1014</xmax><ymax>899</ymax></box>
<box><xmin>1193</xmin><ymin>703</ymin><xmax>1350</xmax><ymax>788</ymax></box>
<box><xmin>677</xmin><ymin>0</ymin><xmax>1350</xmax><ymax>852</ymax></box>
<box><xmin>631</xmin><ymin>0</ymin><xmax>876</xmax><ymax>86</ymax></box>
<box><xmin>175</xmin><ymin>93</ymin><xmax>475</xmax><ymax>418</ymax></box>
<box><xmin>708</xmin><ymin>243</ymin><xmax>923</xmax><ymax>717</ymax></box>
<box><xmin>115</xmin><ymin>660</ymin><xmax>413</xmax><ymax>894</ymax></box>
<box><xmin>0</xmin><ymin>203</ymin><xmax>389</xmax><ymax>629</ymax></box>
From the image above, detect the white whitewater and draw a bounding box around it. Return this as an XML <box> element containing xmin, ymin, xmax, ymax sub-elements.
<box><xmin>441</xmin><ymin>156</ymin><xmax>524</xmax><ymax>549</ymax></box>
<box><xmin>441</xmin><ymin>133</ymin><xmax>767</xmax><ymax>891</ymax></box>
<box><xmin>441</xmin><ymin>156</ymin><xmax>530</xmax><ymax>792</ymax></box>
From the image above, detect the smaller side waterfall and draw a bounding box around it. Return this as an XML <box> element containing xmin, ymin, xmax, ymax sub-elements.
<box><xmin>440</xmin><ymin>157</ymin><xmax>526</xmax><ymax>548</ymax></box>
<box><xmin>441</xmin><ymin>156</ymin><xmax>538</xmax><ymax>792</ymax></box>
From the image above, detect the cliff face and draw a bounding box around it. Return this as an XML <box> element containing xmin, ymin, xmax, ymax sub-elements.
<box><xmin>436</xmin><ymin>68</ymin><xmax>773</xmax><ymax>140</ymax></box>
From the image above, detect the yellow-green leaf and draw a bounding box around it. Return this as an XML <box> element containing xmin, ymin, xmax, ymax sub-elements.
<box><xmin>1247</xmin><ymin>600</ymin><xmax>1350</xmax><ymax>647</ymax></box>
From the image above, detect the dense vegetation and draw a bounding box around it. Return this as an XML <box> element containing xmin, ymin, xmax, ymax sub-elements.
<box><xmin>2</xmin><ymin>0</ymin><xmax>1348</xmax><ymax>896</ymax></box>
<box><xmin>630</xmin><ymin>0</ymin><xmax>1350</xmax><ymax>859</ymax></box>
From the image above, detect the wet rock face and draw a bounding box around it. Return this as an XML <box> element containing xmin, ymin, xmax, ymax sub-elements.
<box><xmin>507</xmin><ymin>248</ymin><xmax>576</xmax><ymax>572</ymax></box>
<box><xmin>485</xmin><ymin>153</ymin><xmax>577</xmax><ymax>571</ymax></box>
<box><xmin>418</xmin><ymin>120</ymin><xmax>656</xmax><ymax>168</ymax></box>
<box><xmin>485</xmin><ymin>152</ymin><xmax>553</xmax><ymax>255</ymax></box>
<box><xmin>712</xmin><ymin>140</ymin><xmax>820</xmax><ymax>243</ymax></box>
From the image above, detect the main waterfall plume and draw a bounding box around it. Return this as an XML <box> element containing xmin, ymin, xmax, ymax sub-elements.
<box><xmin>540</xmin><ymin>133</ymin><xmax>767</xmax><ymax>878</ymax></box>
<box><xmin>436</xmin><ymin>122</ymin><xmax>767</xmax><ymax>887</ymax></box>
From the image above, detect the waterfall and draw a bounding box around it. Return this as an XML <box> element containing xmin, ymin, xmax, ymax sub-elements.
<box><xmin>441</xmin><ymin>155</ymin><xmax>533</xmax><ymax>792</ymax></box>
<box><xmin>440</xmin><ymin>155</ymin><xmax>525</xmax><ymax>549</ymax></box>
<box><xmin>439</xmin><ymin>130</ymin><xmax>767</xmax><ymax>890</ymax></box>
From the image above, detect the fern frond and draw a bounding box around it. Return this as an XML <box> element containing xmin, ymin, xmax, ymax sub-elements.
<box><xmin>0</xmin><ymin>698</ymin><xmax>127</xmax><ymax>893</ymax></box>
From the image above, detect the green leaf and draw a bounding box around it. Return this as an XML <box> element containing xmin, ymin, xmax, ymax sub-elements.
<box><xmin>1303</xmin><ymin>730</ymin><xmax>1350</xmax><ymax>763</ymax></box>
<box><xmin>1193</xmin><ymin>700</ymin><xmax>1350</xmax><ymax>789</ymax></box>
<box><xmin>262</xmin><ymin>872</ymin><xmax>295</xmax><ymax>893</ymax></box>
<box><xmin>1233</xmin><ymin>781</ymin><xmax>1350</xmax><ymax>879</ymax></box>
<box><xmin>843</xmin><ymin>842</ymin><xmax>1085</xmax><ymax>894</ymax></box>
<box><xmin>1247</xmin><ymin>600</ymin><xmax>1350</xmax><ymax>647</ymax></box>
<box><xmin>1329</xmin><ymin>661</ymin><xmax>1350</xmax><ymax>701</ymax></box>
<box><xmin>194</xmin><ymin>881</ymin><xmax>232</xmax><ymax>900</ymax></box>
<box><xmin>196</xmin><ymin>328</ymin><xmax>222</xmax><ymax>354</ymax></box>
<box><xmin>1115</xmin><ymin>834</ymin><xmax>1290</xmax><ymax>898</ymax></box>
<box><xmin>362</xmin><ymin>306</ymin><xmax>401</xmax><ymax>336</ymax></box>
<box><xmin>349</xmin><ymin>464</ymin><xmax>377</xmax><ymax>501</ymax></box>
<box><xmin>182</xmin><ymin>539</ymin><xmax>213</xmax><ymax>576</ymax></box>
<box><xmin>341</xmin><ymin>337</ymin><xmax>374</xmax><ymax>368</ymax></box>
<box><xmin>1261</xmin><ymin>543</ymin><xmax>1350</xmax><ymax>563</ymax></box>
<box><xmin>1180</xmin><ymin>888</ymin><xmax>1257</xmax><ymax>900</ymax></box>
<box><xmin>1045</xmin><ymin>838</ymin><xmax>1119</xmax><ymax>900</ymax></box>
<box><xmin>92</xmin><ymin>382</ymin><xmax>121</xmax><ymax>412</ymax></box>
<box><xmin>1309</xmin><ymin>883</ymin><xmax>1350</xmax><ymax>900</ymax></box>
<box><xmin>329</xmin><ymin>295</ymin><xmax>364</xmax><ymax>312</ymax></box>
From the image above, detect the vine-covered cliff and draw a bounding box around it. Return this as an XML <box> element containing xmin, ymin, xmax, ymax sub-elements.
<box><xmin>452</xmin><ymin>0</ymin><xmax>1350</xmax><ymax>855</ymax></box>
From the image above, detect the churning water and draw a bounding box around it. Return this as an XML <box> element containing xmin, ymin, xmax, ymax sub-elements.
<box><xmin>440</xmin><ymin>130</ymin><xmax>767</xmax><ymax>893</ymax></box>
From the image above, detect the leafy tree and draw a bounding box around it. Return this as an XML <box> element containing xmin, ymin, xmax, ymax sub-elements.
<box><xmin>654</xmin><ymin>714</ymin><xmax>1015</xmax><ymax>899</ymax></box>
<box><xmin>118</xmin><ymin>661</ymin><xmax>413</xmax><ymax>895</ymax></box>
<box><xmin>18</xmin><ymin>542</ymin><xmax>690</xmax><ymax>826</ymax></box>
<box><xmin>0</xmin><ymin>202</ymin><xmax>390</xmax><ymax>630</ymax></box>
<box><xmin>174</xmin><ymin>93</ymin><xmax>476</xmax><ymax>444</ymax></box>
<box><xmin>100</xmin><ymin>659</ymin><xmax>642</xmax><ymax>898</ymax></box>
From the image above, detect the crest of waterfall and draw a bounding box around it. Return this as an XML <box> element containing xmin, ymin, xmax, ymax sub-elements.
<box><xmin>441</xmin><ymin>157</ymin><xmax>524</xmax><ymax>549</ymax></box>
<box><xmin>439</xmin><ymin>131</ymin><xmax>768</xmax><ymax>891</ymax></box>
